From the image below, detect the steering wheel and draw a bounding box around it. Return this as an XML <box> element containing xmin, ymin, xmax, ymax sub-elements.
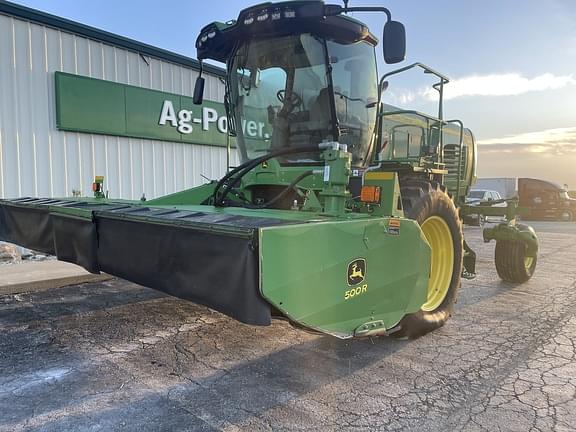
<box><xmin>276</xmin><ymin>89</ymin><xmax>302</xmax><ymax>110</ymax></box>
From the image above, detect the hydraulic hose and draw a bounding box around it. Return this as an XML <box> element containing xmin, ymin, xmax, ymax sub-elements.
<box><xmin>251</xmin><ymin>170</ymin><xmax>314</xmax><ymax>209</ymax></box>
<box><xmin>213</xmin><ymin>145</ymin><xmax>320</xmax><ymax>207</ymax></box>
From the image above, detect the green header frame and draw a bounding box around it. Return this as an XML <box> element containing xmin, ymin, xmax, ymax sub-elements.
<box><xmin>54</xmin><ymin>72</ymin><xmax>233</xmax><ymax>148</ymax></box>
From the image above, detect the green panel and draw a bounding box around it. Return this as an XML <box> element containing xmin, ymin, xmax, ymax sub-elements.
<box><xmin>55</xmin><ymin>73</ymin><xmax>126</xmax><ymax>135</ymax></box>
<box><xmin>54</xmin><ymin>72</ymin><xmax>234</xmax><ymax>147</ymax></box>
<box><xmin>180</xmin><ymin>97</ymin><xmax>228</xmax><ymax>146</ymax></box>
<box><xmin>125</xmin><ymin>87</ymin><xmax>181</xmax><ymax>142</ymax></box>
<box><xmin>145</xmin><ymin>182</ymin><xmax>216</xmax><ymax>206</ymax></box>
<box><xmin>259</xmin><ymin>218</ymin><xmax>431</xmax><ymax>338</ymax></box>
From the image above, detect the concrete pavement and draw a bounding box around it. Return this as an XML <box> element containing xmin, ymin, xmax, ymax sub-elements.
<box><xmin>0</xmin><ymin>261</ymin><xmax>110</xmax><ymax>296</ymax></box>
<box><xmin>0</xmin><ymin>226</ymin><xmax>575</xmax><ymax>431</ymax></box>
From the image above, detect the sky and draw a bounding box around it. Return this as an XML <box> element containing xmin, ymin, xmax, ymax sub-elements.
<box><xmin>12</xmin><ymin>0</ymin><xmax>576</xmax><ymax>187</ymax></box>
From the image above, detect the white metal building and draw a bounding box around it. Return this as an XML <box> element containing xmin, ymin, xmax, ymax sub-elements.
<box><xmin>0</xmin><ymin>1</ymin><xmax>236</xmax><ymax>200</ymax></box>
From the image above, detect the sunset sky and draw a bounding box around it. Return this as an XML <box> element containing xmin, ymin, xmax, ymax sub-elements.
<box><xmin>14</xmin><ymin>0</ymin><xmax>576</xmax><ymax>187</ymax></box>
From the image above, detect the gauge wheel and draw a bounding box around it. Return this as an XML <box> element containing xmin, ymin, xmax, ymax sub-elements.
<box><xmin>391</xmin><ymin>179</ymin><xmax>463</xmax><ymax>339</ymax></box>
<box><xmin>495</xmin><ymin>236</ymin><xmax>537</xmax><ymax>283</ymax></box>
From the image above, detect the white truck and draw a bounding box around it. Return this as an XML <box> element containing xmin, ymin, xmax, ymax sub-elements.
<box><xmin>474</xmin><ymin>178</ymin><xmax>517</xmax><ymax>199</ymax></box>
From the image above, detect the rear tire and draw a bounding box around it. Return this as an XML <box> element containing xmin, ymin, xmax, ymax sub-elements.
<box><xmin>391</xmin><ymin>180</ymin><xmax>463</xmax><ymax>339</ymax></box>
<box><xmin>495</xmin><ymin>237</ymin><xmax>537</xmax><ymax>283</ymax></box>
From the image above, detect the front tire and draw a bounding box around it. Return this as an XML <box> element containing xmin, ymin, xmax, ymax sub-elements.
<box><xmin>391</xmin><ymin>180</ymin><xmax>463</xmax><ymax>339</ymax></box>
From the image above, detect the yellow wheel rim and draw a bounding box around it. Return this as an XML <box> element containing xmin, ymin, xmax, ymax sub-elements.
<box><xmin>421</xmin><ymin>216</ymin><xmax>454</xmax><ymax>312</ymax></box>
<box><xmin>524</xmin><ymin>256</ymin><xmax>534</xmax><ymax>269</ymax></box>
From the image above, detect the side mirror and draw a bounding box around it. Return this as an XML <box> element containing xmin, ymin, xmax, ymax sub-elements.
<box><xmin>383</xmin><ymin>21</ymin><xmax>406</xmax><ymax>64</ymax></box>
<box><xmin>193</xmin><ymin>76</ymin><xmax>205</xmax><ymax>105</ymax></box>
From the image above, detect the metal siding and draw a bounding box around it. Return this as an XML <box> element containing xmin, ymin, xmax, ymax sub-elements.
<box><xmin>0</xmin><ymin>14</ymin><xmax>236</xmax><ymax>200</ymax></box>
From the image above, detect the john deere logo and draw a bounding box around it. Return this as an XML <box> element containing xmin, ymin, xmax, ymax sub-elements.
<box><xmin>347</xmin><ymin>258</ymin><xmax>366</xmax><ymax>286</ymax></box>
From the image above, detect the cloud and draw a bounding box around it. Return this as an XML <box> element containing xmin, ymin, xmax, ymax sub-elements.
<box><xmin>478</xmin><ymin>127</ymin><xmax>576</xmax><ymax>157</ymax></box>
<box><xmin>385</xmin><ymin>89</ymin><xmax>417</xmax><ymax>106</ymax></box>
<box><xmin>476</xmin><ymin>127</ymin><xmax>576</xmax><ymax>187</ymax></box>
<box><xmin>478</xmin><ymin>127</ymin><xmax>576</xmax><ymax>147</ymax></box>
<box><xmin>422</xmin><ymin>73</ymin><xmax>576</xmax><ymax>100</ymax></box>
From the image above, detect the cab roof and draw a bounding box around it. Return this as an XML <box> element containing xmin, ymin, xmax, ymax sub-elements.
<box><xmin>196</xmin><ymin>1</ymin><xmax>378</xmax><ymax>62</ymax></box>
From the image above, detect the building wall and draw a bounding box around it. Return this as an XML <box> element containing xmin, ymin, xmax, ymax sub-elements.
<box><xmin>0</xmin><ymin>13</ymin><xmax>236</xmax><ymax>200</ymax></box>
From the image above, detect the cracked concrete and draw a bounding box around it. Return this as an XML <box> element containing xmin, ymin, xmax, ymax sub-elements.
<box><xmin>0</xmin><ymin>222</ymin><xmax>575</xmax><ymax>431</ymax></box>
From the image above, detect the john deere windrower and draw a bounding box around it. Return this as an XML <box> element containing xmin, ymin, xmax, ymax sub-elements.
<box><xmin>0</xmin><ymin>1</ymin><xmax>538</xmax><ymax>339</ymax></box>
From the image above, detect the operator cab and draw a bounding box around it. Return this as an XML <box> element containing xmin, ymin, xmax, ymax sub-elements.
<box><xmin>194</xmin><ymin>1</ymin><xmax>405</xmax><ymax>170</ymax></box>
<box><xmin>229</xmin><ymin>28</ymin><xmax>378</xmax><ymax>168</ymax></box>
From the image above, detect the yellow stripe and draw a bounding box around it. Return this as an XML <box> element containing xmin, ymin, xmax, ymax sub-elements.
<box><xmin>365</xmin><ymin>172</ymin><xmax>394</xmax><ymax>181</ymax></box>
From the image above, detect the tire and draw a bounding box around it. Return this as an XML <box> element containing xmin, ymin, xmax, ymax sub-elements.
<box><xmin>495</xmin><ymin>228</ymin><xmax>537</xmax><ymax>283</ymax></box>
<box><xmin>478</xmin><ymin>214</ymin><xmax>486</xmax><ymax>226</ymax></box>
<box><xmin>560</xmin><ymin>210</ymin><xmax>573</xmax><ymax>222</ymax></box>
<box><xmin>390</xmin><ymin>179</ymin><xmax>463</xmax><ymax>339</ymax></box>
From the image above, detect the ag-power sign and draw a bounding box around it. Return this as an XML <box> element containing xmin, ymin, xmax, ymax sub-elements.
<box><xmin>55</xmin><ymin>72</ymin><xmax>268</xmax><ymax>147</ymax></box>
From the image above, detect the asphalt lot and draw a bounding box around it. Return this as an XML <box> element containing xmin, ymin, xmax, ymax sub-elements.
<box><xmin>1</xmin><ymin>222</ymin><xmax>575</xmax><ymax>431</ymax></box>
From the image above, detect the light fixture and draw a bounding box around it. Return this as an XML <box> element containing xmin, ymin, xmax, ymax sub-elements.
<box><xmin>284</xmin><ymin>8</ymin><xmax>296</xmax><ymax>18</ymax></box>
<box><xmin>257</xmin><ymin>10</ymin><xmax>269</xmax><ymax>22</ymax></box>
<box><xmin>271</xmin><ymin>9</ymin><xmax>281</xmax><ymax>20</ymax></box>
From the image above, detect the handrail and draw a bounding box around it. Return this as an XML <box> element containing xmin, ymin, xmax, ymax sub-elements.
<box><xmin>381</xmin><ymin>109</ymin><xmax>442</xmax><ymax>124</ymax></box>
<box><xmin>379</xmin><ymin>62</ymin><xmax>449</xmax><ymax>85</ymax></box>
<box><xmin>445</xmin><ymin>119</ymin><xmax>464</xmax><ymax>202</ymax></box>
<box><xmin>378</xmin><ymin>63</ymin><xmax>450</xmax><ymax>166</ymax></box>
<box><xmin>379</xmin><ymin>62</ymin><xmax>449</xmax><ymax>121</ymax></box>
<box><xmin>382</xmin><ymin>110</ymin><xmax>442</xmax><ymax>161</ymax></box>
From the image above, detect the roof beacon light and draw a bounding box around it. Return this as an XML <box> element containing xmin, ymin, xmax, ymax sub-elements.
<box><xmin>207</xmin><ymin>30</ymin><xmax>216</xmax><ymax>38</ymax></box>
<box><xmin>271</xmin><ymin>9</ymin><xmax>281</xmax><ymax>20</ymax></box>
<box><xmin>244</xmin><ymin>14</ymin><xmax>255</xmax><ymax>25</ymax></box>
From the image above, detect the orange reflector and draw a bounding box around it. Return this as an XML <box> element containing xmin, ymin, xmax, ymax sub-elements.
<box><xmin>360</xmin><ymin>185</ymin><xmax>381</xmax><ymax>204</ymax></box>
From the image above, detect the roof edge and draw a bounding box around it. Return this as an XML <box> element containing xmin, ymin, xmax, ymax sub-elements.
<box><xmin>0</xmin><ymin>1</ymin><xmax>226</xmax><ymax>77</ymax></box>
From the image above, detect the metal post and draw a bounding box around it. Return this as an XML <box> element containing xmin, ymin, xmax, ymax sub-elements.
<box><xmin>226</xmin><ymin>131</ymin><xmax>231</xmax><ymax>173</ymax></box>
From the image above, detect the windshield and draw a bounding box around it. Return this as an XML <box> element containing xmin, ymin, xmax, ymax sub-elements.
<box><xmin>327</xmin><ymin>39</ymin><xmax>378</xmax><ymax>167</ymax></box>
<box><xmin>229</xmin><ymin>34</ymin><xmax>332</xmax><ymax>163</ymax></box>
<box><xmin>469</xmin><ymin>190</ymin><xmax>486</xmax><ymax>199</ymax></box>
<box><xmin>229</xmin><ymin>34</ymin><xmax>378</xmax><ymax>167</ymax></box>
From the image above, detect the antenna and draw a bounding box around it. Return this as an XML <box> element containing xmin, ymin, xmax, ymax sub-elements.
<box><xmin>343</xmin><ymin>0</ymin><xmax>349</xmax><ymax>10</ymax></box>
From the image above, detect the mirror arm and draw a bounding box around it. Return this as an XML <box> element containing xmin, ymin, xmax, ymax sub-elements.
<box><xmin>324</xmin><ymin>5</ymin><xmax>391</xmax><ymax>21</ymax></box>
<box><xmin>342</xmin><ymin>6</ymin><xmax>391</xmax><ymax>21</ymax></box>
